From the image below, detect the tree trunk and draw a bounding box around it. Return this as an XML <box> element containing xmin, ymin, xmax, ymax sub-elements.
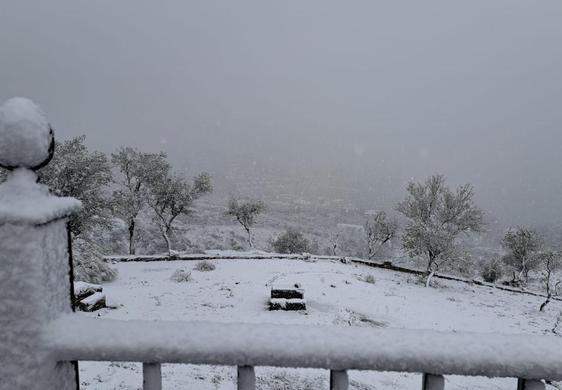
<box><xmin>425</xmin><ymin>258</ymin><xmax>436</xmax><ymax>287</ymax></box>
<box><xmin>541</xmin><ymin>279</ymin><xmax>553</xmax><ymax>312</ymax></box>
<box><xmin>246</xmin><ymin>227</ymin><xmax>254</xmax><ymax>248</ymax></box>
<box><xmin>128</xmin><ymin>218</ymin><xmax>135</xmax><ymax>255</ymax></box>
<box><xmin>523</xmin><ymin>268</ymin><xmax>530</xmax><ymax>283</ymax></box>
<box><xmin>425</xmin><ymin>269</ymin><xmax>436</xmax><ymax>288</ymax></box>
<box><xmin>161</xmin><ymin>228</ymin><xmax>172</xmax><ymax>256</ymax></box>
<box><xmin>368</xmin><ymin>245</ymin><xmax>379</xmax><ymax>260</ymax></box>
<box><xmin>540</xmin><ymin>295</ymin><xmax>551</xmax><ymax>312</ymax></box>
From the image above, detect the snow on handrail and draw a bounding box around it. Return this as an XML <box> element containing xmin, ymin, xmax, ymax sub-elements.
<box><xmin>46</xmin><ymin>315</ymin><xmax>562</xmax><ymax>381</ymax></box>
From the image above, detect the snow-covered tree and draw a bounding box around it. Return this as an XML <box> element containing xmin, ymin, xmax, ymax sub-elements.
<box><xmin>328</xmin><ymin>229</ymin><xmax>342</xmax><ymax>256</ymax></box>
<box><xmin>534</xmin><ymin>250</ymin><xmax>562</xmax><ymax>311</ymax></box>
<box><xmin>73</xmin><ymin>238</ymin><xmax>118</xmax><ymax>284</ymax></box>
<box><xmin>225</xmin><ymin>198</ymin><xmax>265</xmax><ymax>248</ymax></box>
<box><xmin>273</xmin><ymin>228</ymin><xmax>311</xmax><ymax>254</ymax></box>
<box><xmin>39</xmin><ymin>135</ymin><xmax>112</xmax><ymax>237</ymax></box>
<box><xmin>365</xmin><ymin>211</ymin><xmax>398</xmax><ymax>259</ymax></box>
<box><xmin>148</xmin><ymin>172</ymin><xmax>212</xmax><ymax>255</ymax></box>
<box><xmin>111</xmin><ymin>147</ymin><xmax>170</xmax><ymax>254</ymax></box>
<box><xmin>502</xmin><ymin>227</ymin><xmax>541</xmax><ymax>284</ymax></box>
<box><xmin>397</xmin><ymin>174</ymin><xmax>484</xmax><ymax>286</ymax></box>
<box><xmin>479</xmin><ymin>257</ymin><xmax>503</xmax><ymax>283</ymax></box>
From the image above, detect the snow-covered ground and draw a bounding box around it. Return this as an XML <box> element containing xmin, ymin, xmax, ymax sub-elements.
<box><xmin>80</xmin><ymin>258</ymin><xmax>562</xmax><ymax>389</ymax></box>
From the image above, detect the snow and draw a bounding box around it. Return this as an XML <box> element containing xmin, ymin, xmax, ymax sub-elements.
<box><xmin>0</xmin><ymin>218</ymin><xmax>76</xmax><ymax>389</ymax></box>
<box><xmin>0</xmin><ymin>168</ymin><xmax>81</xmax><ymax>225</ymax></box>
<box><xmin>68</xmin><ymin>258</ymin><xmax>562</xmax><ymax>389</ymax></box>
<box><xmin>272</xmin><ymin>283</ymin><xmax>304</xmax><ymax>290</ymax></box>
<box><xmin>269</xmin><ymin>298</ymin><xmax>307</xmax><ymax>310</ymax></box>
<box><xmin>46</xmin><ymin>313</ymin><xmax>562</xmax><ymax>380</ymax></box>
<box><xmin>105</xmin><ymin>250</ymin><xmax>312</xmax><ymax>262</ymax></box>
<box><xmin>74</xmin><ymin>281</ymin><xmax>103</xmax><ymax>297</ymax></box>
<box><xmin>80</xmin><ymin>292</ymin><xmax>106</xmax><ymax>306</ymax></box>
<box><xmin>0</xmin><ymin>97</ymin><xmax>52</xmax><ymax>169</ymax></box>
<box><xmin>204</xmin><ymin>249</ymin><xmax>272</xmax><ymax>257</ymax></box>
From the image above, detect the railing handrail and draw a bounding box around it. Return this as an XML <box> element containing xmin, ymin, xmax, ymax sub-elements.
<box><xmin>45</xmin><ymin>315</ymin><xmax>562</xmax><ymax>381</ymax></box>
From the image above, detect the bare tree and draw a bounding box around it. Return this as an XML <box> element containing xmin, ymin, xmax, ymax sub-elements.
<box><xmin>148</xmin><ymin>172</ymin><xmax>212</xmax><ymax>255</ymax></box>
<box><xmin>364</xmin><ymin>211</ymin><xmax>398</xmax><ymax>260</ymax></box>
<box><xmin>111</xmin><ymin>147</ymin><xmax>169</xmax><ymax>254</ymax></box>
<box><xmin>225</xmin><ymin>198</ymin><xmax>265</xmax><ymax>248</ymax></box>
<box><xmin>397</xmin><ymin>174</ymin><xmax>484</xmax><ymax>287</ymax></box>
<box><xmin>535</xmin><ymin>251</ymin><xmax>562</xmax><ymax>311</ymax></box>
<box><xmin>39</xmin><ymin>135</ymin><xmax>113</xmax><ymax>237</ymax></box>
<box><xmin>501</xmin><ymin>227</ymin><xmax>541</xmax><ymax>284</ymax></box>
<box><xmin>328</xmin><ymin>229</ymin><xmax>342</xmax><ymax>256</ymax></box>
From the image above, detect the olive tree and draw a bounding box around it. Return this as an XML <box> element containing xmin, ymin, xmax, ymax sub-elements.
<box><xmin>111</xmin><ymin>147</ymin><xmax>170</xmax><ymax>254</ymax></box>
<box><xmin>501</xmin><ymin>227</ymin><xmax>541</xmax><ymax>284</ymax></box>
<box><xmin>365</xmin><ymin>211</ymin><xmax>398</xmax><ymax>259</ymax></box>
<box><xmin>39</xmin><ymin>135</ymin><xmax>113</xmax><ymax>237</ymax></box>
<box><xmin>273</xmin><ymin>228</ymin><xmax>311</xmax><ymax>254</ymax></box>
<box><xmin>534</xmin><ymin>250</ymin><xmax>562</xmax><ymax>311</ymax></box>
<box><xmin>397</xmin><ymin>174</ymin><xmax>484</xmax><ymax>287</ymax></box>
<box><xmin>36</xmin><ymin>136</ymin><xmax>116</xmax><ymax>283</ymax></box>
<box><xmin>225</xmin><ymin>198</ymin><xmax>265</xmax><ymax>248</ymax></box>
<box><xmin>148</xmin><ymin>172</ymin><xmax>212</xmax><ymax>255</ymax></box>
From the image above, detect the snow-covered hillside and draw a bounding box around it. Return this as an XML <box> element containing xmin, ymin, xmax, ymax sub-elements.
<box><xmin>79</xmin><ymin>258</ymin><xmax>562</xmax><ymax>389</ymax></box>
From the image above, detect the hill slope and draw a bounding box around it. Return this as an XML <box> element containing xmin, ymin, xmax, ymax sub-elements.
<box><xmin>80</xmin><ymin>258</ymin><xmax>562</xmax><ymax>389</ymax></box>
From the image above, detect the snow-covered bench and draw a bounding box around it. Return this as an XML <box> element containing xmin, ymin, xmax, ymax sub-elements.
<box><xmin>74</xmin><ymin>281</ymin><xmax>106</xmax><ymax>312</ymax></box>
<box><xmin>269</xmin><ymin>284</ymin><xmax>307</xmax><ymax>311</ymax></box>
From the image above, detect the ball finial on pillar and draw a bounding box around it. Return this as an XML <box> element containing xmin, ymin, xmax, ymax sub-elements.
<box><xmin>0</xmin><ymin>97</ymin><xmax>55</xmax><ymax>171</ymax></box>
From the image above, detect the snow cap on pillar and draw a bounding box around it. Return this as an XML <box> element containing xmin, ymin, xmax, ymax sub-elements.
<box><xmin>0</xmin><ymin>97</ymin><xmax>81</xmax><ymax>225</ymax></box>
<box><xmin>0</xmin><ymin>97</ymin><xmax>54</xmax><ymax>170</ymax></box>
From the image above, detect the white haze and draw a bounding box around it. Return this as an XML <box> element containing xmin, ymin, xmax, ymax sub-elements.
<box><xmin>1</xmin><ymin>1</ymin><xmax>561</xmax><ymax>226</ymax></box>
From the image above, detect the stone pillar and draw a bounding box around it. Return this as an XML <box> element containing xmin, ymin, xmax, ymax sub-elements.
<box><xmin>0</xmin><ymin>98</ymin><xmax>82</xmax><ymax>390</ymax></box>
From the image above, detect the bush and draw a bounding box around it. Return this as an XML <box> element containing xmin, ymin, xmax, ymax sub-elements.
<box><xmin>195</xmin><ymin>260</ymin><xmax>216</xmax><ymax>272</ymax></box>
<box><xmin>73</xmin><ymin>239</ymin><xmax>118</xmax><ymax>284</ymax></box>
<box><xmin>501</xmin><ymin>227</ymin><xmax>541</xmax><ymax>281</ymax></box>
<box><xmin>272</xmin><ymin>228</ymin><xmax>311</xmax><ymax>254</ymax></box>
<box><xmin>364</xmin><ymin>274</ymin><xmax>376</xmax><ymax>284</ymax></box>
<box><xmin>171</xmin><ymin>269</ymin><xmax>191</xmax><ymax>282</ymax></box>
<box><xmin>480</xmin><ymin>258</ymin><xmax>503</xmax><ymax>283</ymax></box>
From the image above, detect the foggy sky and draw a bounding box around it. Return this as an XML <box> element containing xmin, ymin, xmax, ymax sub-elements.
<box><xmin>1</xmin><ymin>1</ymin><xmax>561</xmax><ymax>226</ymax></box>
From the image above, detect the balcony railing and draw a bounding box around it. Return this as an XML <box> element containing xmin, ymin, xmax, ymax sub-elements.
<box><xmin>44</xmin><ymin>314</ymin><xmax>562</xmax><ymax>390</ymax></box>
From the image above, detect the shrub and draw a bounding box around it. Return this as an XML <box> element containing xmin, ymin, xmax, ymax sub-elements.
<box><xmin>195</xmin><ymin>260</ymin><xmax>216</xmax><ymax>272</ymax></box>
<box><xmin>364</xmin><ymin>274</ymin><xmax>376</xmax><ymax>284</ymax></box>
<box><xmin>73</xmin><ymin>239</ymin><xmax>118</xmax><ymax>284</ymax></box>
<box><xmin>480</xmin><ymin>258</ymin><xmax>503</xmax><ymax>283</ymax></box>
<box><xmin>501</xmin><ymin>227</ymin><xmax>541</xmax><ymax>282</ymax></box>
<box><xmin>272</xmin><ymin>228</ymin><xmax>311</xmax><ymax>254</ymax></box>
<box><xmin>171</xmin><ymin>269</ymin><xmax>191</xmax><ymax>282</ymax></box>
